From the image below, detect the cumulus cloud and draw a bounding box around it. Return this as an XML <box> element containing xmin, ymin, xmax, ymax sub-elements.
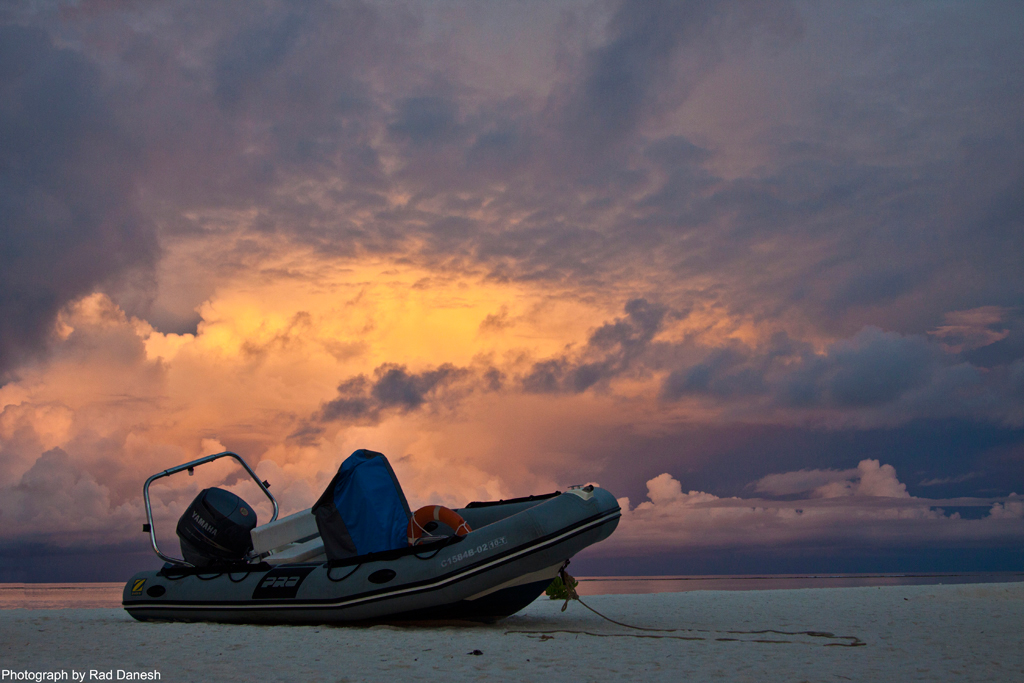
<box><xmin>988</xmin><ymin>496</ymin><xmax>1024</xmax><ymax>520</ymax></box>
<box><xmin>752</xmin><ymin>460</ymin><xmax>911</xmax><ymax>500</ymax></box>
<box><xmin>807</xmin><ymin>460</ymin><xmax>909</xmax><ymax>499</ymax></box>
<box><xmin>0</xmin><ymin>447</ymin><xmax>142</xmax><ymax>546</ymax></box>
<box><xmin>602</xmin><ymin>461</ymin><xmax>1024</xmax><ymax>554</ymax></box>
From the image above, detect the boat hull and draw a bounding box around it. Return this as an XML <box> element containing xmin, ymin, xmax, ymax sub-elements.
<box><xmin>123</xmin><ymin>487</ymin><xmax>619</xmax><ymax>624</ymax></box>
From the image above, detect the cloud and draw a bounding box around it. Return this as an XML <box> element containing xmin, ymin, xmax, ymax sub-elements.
<box><xmin>659</xmin><ymin>326</ymin><xmax>1024</xmax><ymax>427</ymax></box>
<box><xmin>521</xmin><ymin>298</ymin><xmax>670</xmax><ymax>393</ymax></box>
<box><xmin>809</xmin><ymin>459</ymin><xmax>909</xmax><ymax>499</ymax></box>
<box><xmin>559</xmin><ymin>0</ymin><xmax>802</xmax><ymax>154</ymax></box>
<box><xmin>928</xmin><ymin>306</ymin><xmax>1011</xmax><ymax>353</ymax></box>
<box><xmin>389</xmin><ymin>95</ymin><xmax>464</xmax><ymax>146</ymax></box>
<box><xmin>601</xmin><ymin>461</ymin><xmax>1024</xmax><ymax>554</ymax></box>
<box><xmin>315</xmin><ymin>362</ymin><xmax>475</xmax><ymax>425</ymax></box>
<box><xmin>753</xmin><ymin>466</ymin><xmax>860</xmax><ymax>497</ymax></box>
<box><xmin>0</xmin><ymin>447</ymin><xmax>141</xmax><ymax>546</ymax></box>
<box><xmin>918</xmin><ymin>472</ymin><xmax>985</xmax><ymax>487</ymax></box>
<box><xmin>5</xmin><ymin>0</ymin><xmax>1019</xmax><ymax>344</ymax></box>
<box><xmin>1</xmin><ymin>2</ymin><xmax>1024</xmax><ymax>574</ymax></box>
<box><xmin>818</xmin><ymin>330</ymin><xmax>938</xmax><ymax>408</ymax></box>
<box><xmin>0</xmin><ymin>24</ymin><xmax>157</xmax><ymax>378</ymax></box>
<box><xmin>0</xmin><ymin>266</ymin><xmax>619</xmax><ymax>551</ymax></box>
<box><xmin>988</xmin><ymin>497</ymin><xmax>1024</xmax><ymax>520</ymax></box>
<box><xmin>0</xmin><ymin>283</ymin><xmax>1019</xmax><ymax>566</ymax></box>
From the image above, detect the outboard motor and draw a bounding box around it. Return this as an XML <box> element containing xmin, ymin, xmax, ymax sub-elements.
<box><xmin>176</xmin><ymin>487</ymin><xmax>257</xmax><ymax>566</ymax></box>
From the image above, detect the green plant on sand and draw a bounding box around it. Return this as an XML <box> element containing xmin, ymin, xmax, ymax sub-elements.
<box><xmin>545</xmin><ymin>573</ymin><xmax>578</xmax><ymax>600</ymax></box>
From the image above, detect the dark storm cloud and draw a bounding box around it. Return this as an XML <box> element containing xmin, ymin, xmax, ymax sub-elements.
<box><xmin>163</xmin><ymin>0</ymin><xmax>394</xmax><ymax>199</ymax></box>
<box><xmin>5</xmin><ymin>1</ymin><xmax>1024</xmax><ymax>416</ymax></box>
<box><xmin>813</xmin><ymin>329</ymin><xmax>938</xmax><ymax>408</ymax></box>
<box><xmin>657</xmin><ymin>325</ymin><xmax>1024</xmax><ymax>427</ymax></box>
<box><xmin>522</xmin><ymin>298</ymin><xmax>670</xmax><ymax>393</ymax></box>
<box><xmin>371</xmin><ymin>363</ymin><xmax>468</xmax><ymax>411</ymax></box>
<box><xmin>560</xmin><ymin>0</ymin><xmax>802</xmax><ymax>152</ymax></box>
<box><xmin>0</xmin><ymin>24</ymin><xmax>157</xmax><ymax>379</ymax></box>
<box><xmin>565</xmin><ymin>4</ymin><xmax>1023</xmax><ymax>337</ymax></box>
<box><xmin>502</xmin><ymin>298</ymin><xmax>1024</xmax><ymax>427</ymax></box>
<box><xmin>661</xmin><ymin>345</ymin><xmax>768</xmax><ymax>400</ymax></box>
<box><xmin>660</xmin><ymin>327</ymin><xmax>935</xmax><ymax>407</ymax></box>
<box><xmin>2</xmin><ymin>0</ymin><xmax>413</xmax><ymax>339</ymax></box>
<box><xmin>314</xmin><ymin>362</ymin><xmax>475</xmax><ymax>426</ymax></box>
<box><xmin>213</xmin><ymin>11</ymin><xmax>305</xmax><ymax>109</ymax></box>
<box><xmin>6</xmin><ymin>1</ymin><xmax>1022</xmax><ymax>337</ymax></box>
<box><xmin>389</xmin><ymin>96</ymin><xmax>464</xmax><ymax>146</ymax></box>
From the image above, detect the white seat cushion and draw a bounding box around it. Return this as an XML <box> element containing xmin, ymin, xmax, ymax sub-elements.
<box><xmin>250</xmin><ymin>508</ymin><xmax>319</xmax><ymax>555</ymax></box>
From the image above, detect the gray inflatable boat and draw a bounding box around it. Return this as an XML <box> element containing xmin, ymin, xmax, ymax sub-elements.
<box><xmin>123</xmin><ymin>450</ymin><xmax>620</xmax><ymax>624</ymax></box>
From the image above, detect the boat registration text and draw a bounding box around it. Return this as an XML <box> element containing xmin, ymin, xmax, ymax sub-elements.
<box><xmin>440</xmin><ymin>536</ymin><xmax>507</xmax><ymax>567</ymax></box>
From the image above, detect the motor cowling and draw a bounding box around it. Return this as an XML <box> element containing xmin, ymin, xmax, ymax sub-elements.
<box><xmin>176</xmin><ymin>487</ymin><xmax>257</xmax><ymax>566</ymax></box>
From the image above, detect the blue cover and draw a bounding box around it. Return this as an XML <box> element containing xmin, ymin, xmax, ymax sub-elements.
<box><xmin>314</xmin><ymin>449</ymin><xmax>411</xmax><ymax>556</ymax></box>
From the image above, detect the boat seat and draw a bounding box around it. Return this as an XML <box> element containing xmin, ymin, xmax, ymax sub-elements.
<box><xmin>250</xmin><ymin>508</ymin><xmax>319</xmax><ymax>555</ymax></box>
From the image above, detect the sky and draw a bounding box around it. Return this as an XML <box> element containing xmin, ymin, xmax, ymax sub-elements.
<box><xmin>1</xmin><ymin>0</ymin><xmax>1022</xmax><ymax>582</ymax></box>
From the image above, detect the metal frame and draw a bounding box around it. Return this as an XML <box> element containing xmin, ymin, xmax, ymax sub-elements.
<box><xmin>143</xmin><ymin>451</ymin><xmax>279</xmax><ymax>566</ymax></box>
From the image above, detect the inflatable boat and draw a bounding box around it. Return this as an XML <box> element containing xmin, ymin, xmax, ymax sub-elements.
<box><xmin>123</xmin><ymin>449</ymin><xmax>620</xmax><ymax>624</ymax></box>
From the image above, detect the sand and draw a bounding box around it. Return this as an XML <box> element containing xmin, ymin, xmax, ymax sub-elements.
<box><xmin>1</xmin><ymin>582</ymin><xmax>1021</xmax><ymax>682</ymax></box>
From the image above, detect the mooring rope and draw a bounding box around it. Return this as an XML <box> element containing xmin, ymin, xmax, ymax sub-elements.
<box><xmin>504</xmin><ymin>563</ymin><xmax>865</xmax><ymax>647</ymax></box>
<box><xmin>555</xmin><ymin>564</ymin><xmax>678</xmax><ymax>632</ymax></box>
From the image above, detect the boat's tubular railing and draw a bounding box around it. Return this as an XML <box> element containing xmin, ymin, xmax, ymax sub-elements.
<box><xmin>143</xmin><ymin>451</ymin><xmax>279</xmax><ymax>566</ymax></box>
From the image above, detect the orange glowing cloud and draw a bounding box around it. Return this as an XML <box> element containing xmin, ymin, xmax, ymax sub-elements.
<box><xmin>0</xmin><ymin>245</ymin><xmax>686</xmax><ymax>550</ymax></box>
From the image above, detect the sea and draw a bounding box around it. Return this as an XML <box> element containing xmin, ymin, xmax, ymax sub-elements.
<box><xmin>2</xmin><ymin>572</ymin><xmax>1022</xmax><ymax>609</ymax></box>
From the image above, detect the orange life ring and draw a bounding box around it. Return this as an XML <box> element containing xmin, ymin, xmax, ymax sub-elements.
<box><xmin>407</xmin><ymin>505</ymin><xmax>472</xmax><ymax>545</ymax></box>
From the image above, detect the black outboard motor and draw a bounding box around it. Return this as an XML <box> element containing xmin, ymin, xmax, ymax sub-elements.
<box><xmin>176</xmin><ymin>487</ymin><xmax>257</xmax><ymax>566</ymax></box>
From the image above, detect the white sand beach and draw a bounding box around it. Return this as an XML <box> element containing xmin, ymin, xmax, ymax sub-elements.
<box><xmin>1</xmin><ymin>582</ymin><xmax>1021</xmax><ymax>682</ymax></box>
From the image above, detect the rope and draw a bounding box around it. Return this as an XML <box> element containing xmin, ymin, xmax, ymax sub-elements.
<box><xmin>505</xmin><ymin>629</ymin><xmax>708</xmax><ymax>642</ymax></box>
<box><xmin>518</xmin><ymin>563</ymin><xmax>865</xmax><ymax>647</ymax></box>
<box><xmin>504</xmin><ymin>628</ymin><xmax>864</xmax><ymax>647</ymax></box>
<box><xmin>556</xmin><ymin>564</ymin><xmax>676</xmax><ymax>632</ymax></box>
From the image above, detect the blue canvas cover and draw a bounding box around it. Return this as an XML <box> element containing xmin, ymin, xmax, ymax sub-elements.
<box><xmin>312</xmin><ymin>450</ymin><xmax>412</xmax><ymax>559</ymax></box>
